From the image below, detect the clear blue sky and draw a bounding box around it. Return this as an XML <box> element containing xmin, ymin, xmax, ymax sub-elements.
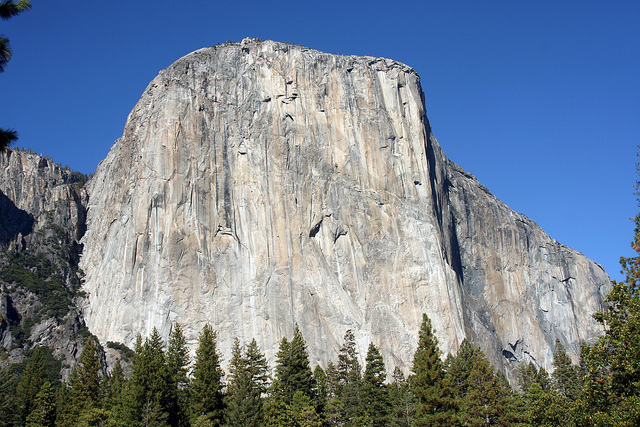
<box><xmin>1</xmin><ymin>1</ymin><xmax>638</xmax><ymax>281</ymax></box>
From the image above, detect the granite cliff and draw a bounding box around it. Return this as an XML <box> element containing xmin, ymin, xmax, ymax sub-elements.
<box><xmin>0</xmin><ymin>149</ymin><xmax>89</xmax><ymax>377</ymax></box>
<box><xmin>3</xmin><ymin>39</ymin><xmax>610</xmax><ymax>380</ymax></box>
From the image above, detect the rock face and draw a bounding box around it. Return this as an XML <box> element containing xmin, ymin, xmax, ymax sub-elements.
<box><xmin>0</xmin><ymin>150</ymin><xmax>86</xmax><ymax>246</ymax></box>
<box><xmin>0</xmin><ymin>149</ymin><xmax>88</xmax><ymax>377</ymax></box>
<box><xmin>79</xmin><ymin>39</ymin><xmax>610</xmax><ymax>378</ymax></box>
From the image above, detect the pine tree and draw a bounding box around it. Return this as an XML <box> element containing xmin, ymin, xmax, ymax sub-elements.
<box><xmin>290</xmin><ymin>325</ymin><xmax>315</xmax><ymax>400</ymax></box>
<box><xmin>105</xmin><ymin>359</ymin><xmax>126</xmax><ymax>407</ymax></box>
<box><xmin>125</xmin><ymin>329</ymin><xmax>172</xmax><ymax>425</ymax></box>
<box><xmin>167</xmin><ymin>323</ymin><xmax>190</xmax><ymax>427</ymax></box>
<box><xmin>388</xmin><ymin>367</ymin><xmax>414</xmax><ymax>427</ymax></box>
<box><xmin>552</xmin><ymin>339</ymin><xmax>582</xmax><ymax>401</ymax></box>
<box><xmin>362</xmin><ymin>343</ymin><xmax>390</xmax><ymax>426</ymax></box>
<box><xmin>16</xmin><ymin>346</ymin><xmax>46</xmax><ymax>424</ymax></box>
<box><xmin>71</xmin><ymin>336</ymin><xmax>103</xmax><ymax>409</ymax></box>
<box><xmin>517</xmin><ymin>361</ymin><xmax>550</xmax><ymax>393</ymax></box>
<box><xmin>244</xmin><ymin>338</ymin><xmax>269</xmax><ymax>399</ymax></box>
<box><xmin>102</xmin><ymin>359</ymin><xmax>127</xmax><ymax>424</ymax></box>
<box><xmin>312</xmin><ymin>364</ymin><xmax>328</xmax><ymax>418</ymax></box>
<box><xmin>410</xmin><ymin>314</ymin><xmax>458</xmax><ymax>426</ymax></box>
<box><xmin>274</xmin><ymin>325</ymin><xmax>314</xmax><ymax>404</ymax></box>
<box><xmin>291</xmin><ymin>390</ymin><xmax>322</xmax><ymax>427</ymax></box>
<box><xmin>225</xmin><ymin>338</ymin><xmax>270</xmax><ymax>427</ymax></box>
<box><xmin>270</xmin><ymin>326</ymin><xmax>321</xmax><ymax>426</ymax></box>
<box><xmin>445</xmin><ymin>339</ymin><xmax>476</xmax><ymax>399</ymax></box>
<box><xmin>25</xmin><ymin>380</ymin><xmax>55</xmax><ymax>427</ymax></box>
<box><xmin>522</xmin><ymin>382</ymin><xmax>567</xmax><ymax>426</ymax></box>
<box><xmin>75</xmin><ymin>407</ymin><xmax>114</xmax><ymax>426</ymax></box>
<box><xmin>463</xmin><ymin>349</ymin><xmax>512</xmax><ymax>426</ymax></box>
<box><xmin>335</xmin><ymin>329</ymin><xmax>363</xmax><ymax>424</ymax></box>
<box><xmin>263</xmin><ymin>381</ymin><xmax>295</xmax><ymax>427</ymax></box>
<box><xmin>190</xmin><ymin>324</ymin><xmax>224</xmax><ymax>425</ymax></box>
<box><xmin>55</xmin><ymin>382</ymin><xmax>75</xmax><ymax>427</ymax></box>
<box><xmin>226</xmin><ymin>338</ymin><xmax>249</xmax><ymax>427</ymax></box>
<box><xmin>0</xmin><ymin>365</ymin><xmax>19</xmax><ymax>427</ymax></box>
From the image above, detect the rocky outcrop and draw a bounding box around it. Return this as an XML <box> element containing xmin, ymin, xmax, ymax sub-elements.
<box><xmin>0</xmin><ymin>149</ymin><xmax>89</xmax><ymax>378</ymax></box>
<box><xmin>0</xmin><ymin>150</ymin><xmax>87</xmax><ymax>244</ymax></box>
<box><xmin>79</xmin><ymin>39</ymin><xmax>609</xmax><ymax>379</ymax></box>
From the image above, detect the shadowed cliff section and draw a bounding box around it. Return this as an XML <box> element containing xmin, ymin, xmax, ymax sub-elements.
<box><xmin>0</xmin><ymin>190</ymin><xmax>33</xmax><ymax>245</ymax></box>
<box><xmin>79</xmin><ymin>39</ymin><xmax>610</xmax><ymax>381</ymax></box>
<box><xmin>0</xmin><ymin>148</ymin><xmax>90</xmax><ymax>378</ymax></box>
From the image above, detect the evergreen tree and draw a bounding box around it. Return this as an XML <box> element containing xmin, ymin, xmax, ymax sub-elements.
<box><xmin>125</xmin><ymin>329</ymin><xmax>172</xmax><ymax>425</ymax></box>
<box><xmin>25</xmin><ymin>380</ymin><xmax>55</xmax><ymax>427</ymax></box>
<box><xmin>552</xmin><ymin>339</ymin><xmax>582</xmax><ymax>401</ymax></box>
<box><xmin>274</xmin><ymin>325</ymin><xmax>314</xmax><ymax>404</ymax></box>
<box><xmin>103</xmin><ymin>359</ymin><xmax>127</xmax><ymax>424</ymax></box>
<box><xmin>0</xmin><ymin>365</ymin><xmax>19</xmax><ymax>427</ymax></box>
<box><xmin>291</xmin><ymin>390</ymin><xmax>322</xmax><ymax>427</ymax></box>
<box><xmin>167</xmin><ymin>323</ymin><xmax>190</xmax><ymax>427</ymax></box>
<box><xmin>312</xmin><ymin>365</ymin><xmax>328</xmax><ymax>418</ymax></box>
<box><xmin>388</xmin><ymin>367</ymin><xmax>414</xmax><ymax>427</ymax></box>
<box><xmin>410</xmin><ymin>314</ymin><xmax>458</xmax><ymax>426</ymax></box>
<box><xmin>463</xmin><ymin>349</ymin><xmax>512</xmax><ymax>426</ymax></box>
<box><xmin>75</xmin><ymin>407</ymin><xmax>114</xmax><ymax>426</ymax></box>
<box><xmin>55</xmin><ymin>382</ymin><xmax>76</xmax><ymax>427</ymax></box>
<box><xmin>290</xmin><ymin>325</ymin><xmax>315</xmax><ymax>400</ymax></box>
<box><xmin>445</xmin><ymin>339</ymin><xmax>476</xmax><ymax>399</ymax></box>
<box><xmin>0</xmin><ymin>0</ymin><xmax>30</xmax><ymax>151</ymax></box>
<box><xmin>225</xmin><ymin>338</ymin><xmax>269</xmax><ymax>427</ymax></box>
<box><xmin>16</xmin><ymin>346</ymin><xmax>46</xmax><ymax>424</ymax></box>
<box><xmin>335</xmin><ymin>329</ymin><xmax>363</xmax><ymax>424</ymax></box>
<box><xmin>270</xmin><ymin>326</ymin><xmax>320</xmax><ymax>426</ymax></box>
<box><xmin>226</xmin><ymin>338</ymin><xmax>248</xmax><ymax>427</ymax></box>
<box><xmin>361</xmin><ymin>343</ymin><xmax>389</xmax><ymax>426</ymax></box>
<box><xmin>190</xmin><ymin>324</ymin><xmax>224</xmax><ymax>425</ymax></box>
<box><xmin>140</xmin><ymin>399</ymin><xmax>170</xmax><ymax>427</ymax></box>
<box><xmin>324</xmin><ymin>361</ymin><xmax>346</xmax><ymax>426</ymax></box>
<box><xmin>105</xmin><ymin>359</ymin><xmax>126</xmax><ymax>407</ymax></box>
<box><xmin>245</xmin><ymin>338</ymin><xmax>269</xmax><ymax>395</ymax></box>
<box><xmin>517</xmin><ymin>361</ymin><xmax>550</xmax><ymax>393</ymax></box>
<box><xmin>522</xmin><ymin>381</ymin><xmax>567</xmax><ymax>426</ymax></box>
<box><xmin>263</xmin><ymin>381</ymin><xmax>295</xmax><ymax>427</ymax></box>
<box><xmin>71</xmin><ymin>336</ymin><xmax>103</xmax><ymax>409</ymax></box>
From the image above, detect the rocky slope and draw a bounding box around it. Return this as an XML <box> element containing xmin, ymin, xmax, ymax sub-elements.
<box><xmin>75</xmin><ymin>39</ymin><xmax>607</xmax><ymax>379</ymax></box>
<box><xmin>0</xmin><ymin>149</ymin><xmax>89</xmax><ymax>377</ymax></box>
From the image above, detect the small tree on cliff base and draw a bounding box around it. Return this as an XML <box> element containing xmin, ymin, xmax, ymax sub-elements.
<box><xmin>226</xmin><ymin>338</ymin><xmax>269</xmax><ymax>427</ymax></box>
<box><xmin>410</xmin><ymin>314</ymin><xmax>458</xmax><ymax>426</ymax></box>
<box><xmin>362</xmin><ymin>342</ymin><xmax>390</xmax><ymax>426</ymax></box>
<box><xmin>190</xmin><ymin>324</ymin><xmax>225</xmax><ymax>425</ymax></box>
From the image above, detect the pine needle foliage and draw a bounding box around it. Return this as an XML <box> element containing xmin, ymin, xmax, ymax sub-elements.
<box><xmin>190</xmin><ymin>324</ymin><xmax>224</xmax><ymax>425</ymax></box>
<box><xmin>410</xmin><ymin>314</ymin><xmax>458</xmax><ymax>426</ymax></box>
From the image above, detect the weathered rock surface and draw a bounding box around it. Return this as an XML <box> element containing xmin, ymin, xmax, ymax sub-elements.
<box><xmin>0</xmin><ymin>149</ymin><xmax>88</xmax><ymax>378</ymax></box>
<box><xmin>79</xmin><ymin>39</ymin><xmax>610</xmax><ymax>379</ymax></box>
